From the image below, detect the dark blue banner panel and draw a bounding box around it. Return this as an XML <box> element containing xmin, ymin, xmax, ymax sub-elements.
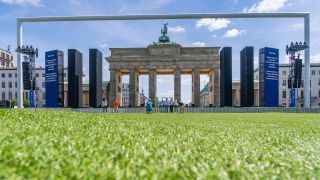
<box><xmin>259</xmin><ymin>47</ymin><xmax>279</xmax><ymax>107</ymax></box>
<box><xmin>290</xmin><ymin>89</ymin><xmax>296</xmax><ymax>107</ymax></box>
<box><xmin>45</xmin><ymin>50</ymin><xmax>64</xmax><ymax>107</ymax></box>
<box><xmin>29</xmin><ymin>90</ymin><xmax>35</xmax><ymax>108</ymax></box>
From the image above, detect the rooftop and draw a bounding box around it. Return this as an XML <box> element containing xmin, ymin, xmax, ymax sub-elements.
<box><xmin>0</xmin><ymin>48</ymin><xmax>13</xmax><ymax>54</ymax></box>
<box><xmin>279</xmin><ymin>63</ymin><xmax>320</xmax><ymax>67</ymax></box>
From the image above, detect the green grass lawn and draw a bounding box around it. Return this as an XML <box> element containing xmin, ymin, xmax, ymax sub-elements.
<box><xmin>0</xmin><ymin>110</ymin><xmax>319</xmax><ymax>179</ymax></box>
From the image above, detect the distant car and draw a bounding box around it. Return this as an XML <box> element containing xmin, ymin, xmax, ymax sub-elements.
<box><xmin>0</xmin><ymin>100</ymin><xmax>10</xmax><ymax>108</ymax></box>
<box><xmin>280</xmin><ymin>103</ymin><xmax>287</xmax><ymax>107</ymax></box>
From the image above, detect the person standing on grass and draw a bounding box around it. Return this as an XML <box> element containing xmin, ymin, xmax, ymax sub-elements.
<box><xmin>174</xmin><ymin>99</ymin><xmax>179</xmax><ymax>112</ymax></box>
<box><xmin>165</xmin><ymin>98</ymin><xmax>169</xmax><ymax>113</ymax></box>
<box><xmin>146</xmin><ymin>99</ymin><xmax>153</xmax><ymax>114</ymax></box>
<box><xmin>179</xmin><ymin>101</ymin><xmax>185</xmax><ymax>114</ymax></box>
<box><xmin>114</xmin><ymin>99</ymin><xmax>119</xmax><ymax>113</ymax></box>
<box><xmin>154</xmin><ymin>97</ymin><xmax>159</xmax><ymax>113</ymax></box>
<box><xmin>169</xmin><ymin>98</ymin><xmax>174</xmax><ymax>113</ymax></box>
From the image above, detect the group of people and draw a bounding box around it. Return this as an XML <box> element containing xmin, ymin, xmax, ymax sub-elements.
<box><xmin>146</xmin><ymin>97</ymin><xmax>185</xmax><ymax>114</ymax></box>
<box><xmin>112</xmin><ymin>97</ymin><xmax>185</xmax><ymax>114</ymax></box>
<box><xmin>160</xmin><ymin>98</ymin><xmax>183</xmax><ymax>113</ymax></box>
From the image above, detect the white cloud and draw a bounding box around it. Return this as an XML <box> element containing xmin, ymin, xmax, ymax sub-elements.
<box><xmin>97</xmin><ymin>43</ymin><xmax>108</xmax><ymax>49</ymax></box>
<box><xmin>159</xmin><ymin>89</ymin><xmax>174</xmax><ymax>98</ymax></box>
<box><xmin>145</xmin><ymin>0</ymin><xmax>173</xmax><ymax>9</ymax></box>
<box><xmin>120</xmin><ymin>0</ymin><xmax>174</xmax><ymax>13</ymax></box>
<box><xmin>254</xmin><ymin>56</ymin><xmax>259</xmax><ymax>68</ymax></box>
<box><xmin>243</xmin><ymin>0</ymin><xmax>288</xmax><ymax>13</ymax></box>
<box><xmin>311</xmin><ymin>54</ymin><xmax>320</xmax><ymax>63</ymax></box>
<box><xmin>192</xmin><ymin>42</ymin><xmax>206</xmax><ymax>47</ymax></box>
<box><xmin>157</xmin><ymin>78</ymin><xmax>164</xmax><ymax>84</ymax></box>
<box><xmin>312</xmin><ymin>16</ymin><xmax>320</xmax><ymax>32</ymax></box>
<box><xmin>223</xmin><ymin>29</ymin><xmax>247</xmax><ymax>38</ymax></box>
<box><xmin>89</xmin><ymin>21</ymin><xmax>154</xmax><ymax>47</ymax></box>
<box><xmin>181</xmin><ymin>78</ymin><xmax>191</xmax><ymax>86</ymax></box>
<box><xmin>168</xmin><ymin>26</ymin><xmax>185</xmax><ymax>33</ymax></box>
<box><xmin>281</xmin><ymin>55</ymin><xmax>289</xmax><ymax>64</ymax></box>
<box><xmin>200</xmin><ymin>75</ymin><xmax>209</xmax><ymax>89</ymax></box>
<box><xmin>0</xmin><ymin>0</ymin><xmax>41</xmax><ymax>6</ymax></box>
<box><xmin>195</xmin><ymin>18</ymin><xmax>231</xmax><ymax>31</ymax></box>
<box><xmin>311</xmin><ymin>38</ymin><xmax>320</xmax><ymax>46</ymax></box>
<box><xmin>83</xmin><ymin>67</ymin><xmax>89</xmax><ymax>82</ymax></box>
<box><xmin>122</xmin><ymin>76</ymin><xmax>129</xmax><ymax>83</ymax></box>
<box><xmin>289</xmin><ymin>23</ymin><xmax>304</xmax><ymax>31</ymax></box>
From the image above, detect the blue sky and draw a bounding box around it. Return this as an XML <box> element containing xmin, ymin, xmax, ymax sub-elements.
<box><xmin>0</xmin><ymin>0</ymin><xmax>319</xmax><ymax>103</ymax></box>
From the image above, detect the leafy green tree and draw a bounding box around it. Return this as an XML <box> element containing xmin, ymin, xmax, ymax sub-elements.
<box><xmin>23</xmin><ymin>99</ymin><xmax>30</xmax><ymax>108</ymax></box>
<box><xmin>9</xmin><ymin>99</ymin><xmax>30</xmax><ymax>108</ymax></box>
<box><xmin>11</xmin><ymin>99</ymin><xmax>17</xmax><ymax>107</ymax></box>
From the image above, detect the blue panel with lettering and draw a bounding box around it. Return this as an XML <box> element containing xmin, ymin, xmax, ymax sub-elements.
<box><xmin>290</xmin><ymin>89</ymin><xmax>296</xmax><ymax>107</ymax></box>
<box><xmin>29</xmin><ymin>90</ymin><xmax>35</xmax><ymax>108</ymax></box>
<box><xmin>264</xmin><ymin>47</ymin><xmax>279</xmax><ymax>107</ymax></box>
<box><xmin>45</xmin><ymin>50</ymin><xmax>59</xmax><ymax>107</ymax></box>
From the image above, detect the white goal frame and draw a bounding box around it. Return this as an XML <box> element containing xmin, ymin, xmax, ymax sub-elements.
<box><xmin>16</xmin><ymin>12</ymin><xmax>311</xmax><ymax>108</ymax></box>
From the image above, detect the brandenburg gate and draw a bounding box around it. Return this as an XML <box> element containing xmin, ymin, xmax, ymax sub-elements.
<box><xmin>106</xmin><ymin>24</ymin><xmax>220</xmax><ymax>107</ymax></box>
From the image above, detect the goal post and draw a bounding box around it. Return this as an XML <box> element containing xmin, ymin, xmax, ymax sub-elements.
<box><xmin>16</xmin><ymin>12</ymin><xmax>311</xmax><ymax>108</ymax></box>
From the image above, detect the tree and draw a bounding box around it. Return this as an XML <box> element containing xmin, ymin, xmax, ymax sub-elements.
<box><xmin>9</xmin><ymin>99</ymin><xmax>31</xmax><ymax>108</ymax></box>
<box><xmin>23</xmin><ymin>99</ymin><xmax>30</xmax><ymax>108</ymax></box>
<box><xmin>11</xmin><ymin>99</ymin><xmax>17</xmax><ymax>107</ymax></box>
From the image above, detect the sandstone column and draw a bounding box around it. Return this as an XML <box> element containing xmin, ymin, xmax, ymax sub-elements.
<box><xmin>236</xmin><ymin>89</ymin><xmax>240</xmax><ymax>106</ymax></box>
<box><xmin>174</xmin><ymin>69</ymin><xmax>181</xmax><ymax>101</ymax></box>
<box><xmin>148</xmin><ymin>69</ymin><xmax>157</xmax><ymax>102</ymax></box>
<box><xmin>208</xmin><ymin>69</ymin><xmax>214</xmax><ymax>106</ymax></box>
<box><xmin>213</xmin><ymin>68</ymin><xmax>220</xmax><ymax>106</ymax></box>
<box><xmin>192</xmin><ymin>68</ymin><xmax>200</xmax><ymax>107</ymax></box>
<box><xmin>109</xmin><ymin>69</ymin><xmax>121</xmax><ymax>107</ymax></box>
<box><xmin>118</xmin><ymin>72</ymin><xmax>122</xmax><ymax>106</ymax></box>
<box><xmin>129</xmin><ymin>69</ymin><xmax>139</xmax><ymax>107</ymax></box>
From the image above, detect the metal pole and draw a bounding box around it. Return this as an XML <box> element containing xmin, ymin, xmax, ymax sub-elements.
<box><xmin>17</xmin><ymin>20</ymin><xmax>23</xmax><ymax>108</ymax></box>
<box><xmin>9</xmin><ymin>86</ymin><xmax>11</xmax><ymax>108</ymax></box>
<box><xmin>17</xmin><ymin>12</ymin><xmax>309</xmax><ymax>22</ymax></box>
<box><xmin>304</xmin><ymin>14</ymin><xmax>310</xmax><ymax>108</ymax></box>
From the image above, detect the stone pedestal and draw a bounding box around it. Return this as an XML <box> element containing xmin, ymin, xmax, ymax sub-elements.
<box><xmin>192</xmin><ymin>68</ymin><xmax>200</xmax><ymax>107</ymax></box>
<box><xmin>174</xmin><ymin>69</ymin><xmax>181</xmax><ymax>101</ymax></box>
<box><xmin>149</xmin><ymin>69</ymin><xmax>157</xmax><ymax>102</ymax></box>
<box><xmin>129</xmin><ymin>69</ymin><xmax>139</xmax><ymax>107</ymax></box>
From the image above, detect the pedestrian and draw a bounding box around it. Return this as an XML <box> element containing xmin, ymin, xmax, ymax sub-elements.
<box><xmin>102</xmin><ymin>98</ymin><xmax>107</xmax><ymax>112</ymax></box>
<box><xmin>146</xmin><ymin>99</ymin><xmax>153</xmax><ymax>114</ymax></box>
<box><xmin>114</xmin><ymin>99</ymin><xmax>119</xmax><ymax>113</ymax></box>
<box><xmin>169</xmin><ymin>98</ymin><xmax>174</xmax><ymax>113</ymax></box>
<box><xmin>174</xmin><ymin>99</ymin><xmax>179</xmax><ymax>112</ymax></box>
<box><xmin>165</xmin><ymin>98</ymin><xmax>169</xmax><ymax>113</ymax></box>
<box><xmin>154</xmin><ymin>97</ymin><xmax>159</xmax><ymax>113</ymax></box>
<box><xmin>179</xmin><ymin>102</ymin><xmax>185</xmax><ymax>114</ymax></box>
